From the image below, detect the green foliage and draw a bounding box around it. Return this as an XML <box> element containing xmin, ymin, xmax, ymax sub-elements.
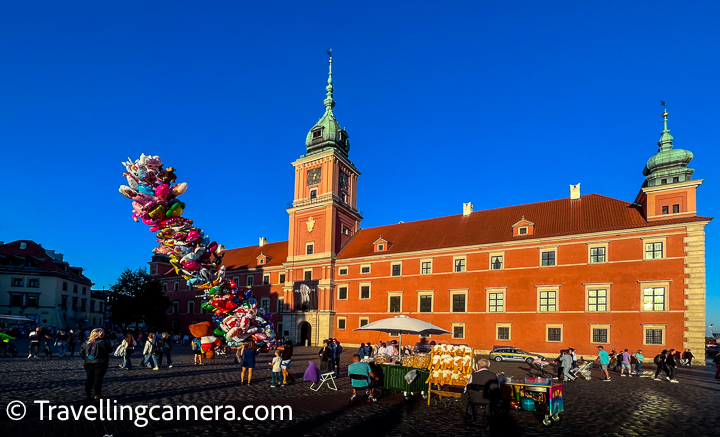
<box><xmin>108</xmin><ymin>268</ymin><xmax>170</xmax><ymax>330</ymax></box>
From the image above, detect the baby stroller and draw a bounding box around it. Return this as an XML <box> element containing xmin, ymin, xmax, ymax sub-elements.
<box><xmin>570</xmin><ymin>359</ymin><xmax>593</xmax><ymax>380</ymax></box>
<box><xmin>531</xmin><ymin>358</ymin><xmax>554</xmax><ymax>379</ymax></box>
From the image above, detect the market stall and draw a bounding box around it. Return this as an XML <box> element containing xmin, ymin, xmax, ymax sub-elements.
<box><xmin>426</xmin><ymin>344</ymin><xmax>476</xmax><ymax>407</ymax></box>
<box><xmin>503</xmin><ymin>379</ymin><xmax>563</xmax><ymax>426</ymax></box>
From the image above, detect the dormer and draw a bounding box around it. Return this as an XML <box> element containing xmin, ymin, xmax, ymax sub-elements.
<box><xmin>512</xmin><ymin>216</ymin><xmax>535</xmax><ymax>237</ymax></box>
<box><xmin>373</xmin><ymin>236</ymin><xmax>390</xmax><ymax>253</ymax></box>
<box><xmin>256</xmin><ymin>252</ymin><xmax>271</xmax><ymax>266</ymax></box>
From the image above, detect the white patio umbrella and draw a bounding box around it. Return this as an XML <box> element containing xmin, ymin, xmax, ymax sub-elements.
<box><xmin>353</xmin><ymin>315</ymin><xmax>451</xmax><ymax>353</ymax></box>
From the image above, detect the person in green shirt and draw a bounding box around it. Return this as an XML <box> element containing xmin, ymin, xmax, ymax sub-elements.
<box><xmin>634</xmin><ymin>350</ymin><xmax>645</xmax><ymax>375</ymax></box>
<box><xmin>596</xmin><ymin>345</ymin><xmax>610</xmax><ymax>381</ymax></box>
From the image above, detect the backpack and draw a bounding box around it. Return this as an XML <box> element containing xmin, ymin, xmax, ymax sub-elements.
<box><xmin>86</xmin><ymin>341</ymin><xmax>100</xmax><ymax>360</ymax></box>
<box><xmin>191</xmin><ymin>339</ymin><xmax>199</xmax><ymax>351</ymax></box>
<box><xmin>653</xmin><ymin>354</ymin><xmax>663</xmax><ymax>365</ymax></box>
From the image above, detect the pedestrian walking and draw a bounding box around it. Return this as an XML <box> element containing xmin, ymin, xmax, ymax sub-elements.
<box><xmin>55</xmin><ymin>330</ymin><xmax>69</xmax><ymax>357</ymax></box>
<box><xmin>191</xmin><ymin>336</ymin><xmax>203</xmax><ymax>365</ymax></box>
<box><xmin>119</xmin><ymin>333</ymin><xmax>136</xmax><ymax>369</ymax></box>
<box><xmin>68</xmin><ymin>329</ymin><xmax>79</xmax><ymax>357</ymax></box>
<box><xmin>634</xmin><ymin>350</ymin><xmax>645</xmax><ymax>375</ymax></box>
<box><xmin>279</xmin><ymin>339</ymin><xmax>295</xmax><ymax>385</ymax></box>
<box><xmin>619</xmin><ymin>349</ymin><xmax>632</xmax><ymax>377</ymax></box>
<box><xmin>333</xmin><ymin>339</ymin><xmax>343</xmax><ymax>376</ymax></box>
<box><xmin>560</xmin><ymin>349</ymin><xmax>574</xmax><ymax>381</ymax></box>
<box><xmin>681</xmin><ymin>349</ymin><xmax>695</xmax><ymax>367</ymax></box>
<box><xmin>182</xmin><ymin>334</ymin><xmax>189</xmax><ymax>345</ymax></box>
<box><xmin>238</xmin><ymin>339</ymin><xmax>258</xmax><ymax>384</ymax></box>
<box><xmin>81</xmin><ymin>328</ymin><xmax>111</xmax><ymax>400</ymax></box>
<box><xmin>269</xmin><ymin>350</ymin><xmax>282</xmax><ymax>387</ymax></box>
<box><xmin>318</xmin><ymin>339</ymin><xmax>332</xmax><ymax>371</ymax></box>
<box><xmin>666</xmin><ymin>348</ymin><xmax>679</xmax><ymax>383</ymax></box>
<box><xmin>142</xmin><ymin>333</ymin><xmax>160</xmax><ymax>370</ymax></box>
<box><xmin>653</xmin><ymin>349</ymin><xmax>671</xmax><ymax>381</ymax></box>
<box><xmin>596</xmin><ymin>345</ymin><xmax>611</xmax><ymax>381</ymax></box>
<box><xmin>555</xmin><ymin>350</ymin><xmax>565</xmax><ymax>380</ymax></box>
<box><xmin>569</xmin><ymin>348</ymin><xmax>578</xmax><ymax>369</ymax></box>
<box><xmin>158</xmin><ymin>332</ymin><xmax>173</xmax><ymax>368</ymax></box>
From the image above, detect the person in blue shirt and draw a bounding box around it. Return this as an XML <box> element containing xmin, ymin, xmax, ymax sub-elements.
<box><xmin>596</xmin><ymin>345</ymin><xmax>611</xmax><ymax>382</ymax></box>
<box><xmin>348</xmin><ymin>354</ymin><xmax>378</xmax><ymax>402</ymax></box>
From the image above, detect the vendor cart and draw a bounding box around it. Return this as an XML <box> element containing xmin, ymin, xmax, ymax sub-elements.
<box><xmin>380</xmin><ymin>363</ymin><xmax>429</xmax><ymax>400</ymax></box>
<box><xmin>503</xmin><ymin>380</ymin><xmax>563</xmax><ymax>426</ymax></box>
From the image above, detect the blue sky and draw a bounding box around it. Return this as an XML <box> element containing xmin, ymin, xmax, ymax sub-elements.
<box><xmin>0</xmin><ymin>2</ymin><xmax>717</xmax><ymax>333</ymax></box>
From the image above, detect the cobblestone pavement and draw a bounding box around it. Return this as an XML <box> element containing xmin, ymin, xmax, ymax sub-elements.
<box><xmin>1</xmin><ymin>342</ymin><xmax>719</xmax><ymax>437</ymax></box>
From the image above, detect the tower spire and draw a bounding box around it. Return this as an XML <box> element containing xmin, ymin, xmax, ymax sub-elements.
<box><xmin>658</xmin><ymin>103</ymin><xmax>673</xmax><ymax>152</ymax></box>
<box><xmin>323</xmin><ymin>49</ymin><xmax>335</xmax><ymax>112</ymax></box>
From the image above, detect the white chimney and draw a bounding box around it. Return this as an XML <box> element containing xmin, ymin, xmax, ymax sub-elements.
<box><xmin>463</xmin><ymin>202</ymin><xmax>473</xmax><ymax>216</ymax></box>
<box><xmin>45</xmin><ymin>250</ymin><xmax>55</xmax><ymax>259</ymax></box>
<box><xmin>259</xmin><ymin>237</ymin><xmax>268</xmax><ymax>247</ymax></box>
<box><xmin>20</xmin><ymin>242</ymin><xmax>27</xmax><ymax>249</ymax></box>
<box><xmin>570</xmin><ymin>183</ymin><xmax>581</xmax><ymax>200</ymax></box>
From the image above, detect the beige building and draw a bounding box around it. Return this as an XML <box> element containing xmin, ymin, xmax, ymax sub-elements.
<box><xmin>0</xmin><ymin>240</ymin><xmax>96</xmax><ymax>329</ymax></box>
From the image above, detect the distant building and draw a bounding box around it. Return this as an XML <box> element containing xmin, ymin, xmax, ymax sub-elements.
<box><xmin>152</xmin><ymin>59</ymin><xmax>710</xmax><ymax>355</ymax></box>
<box><xmin>89</xmin><ymin>289</ymin><xmax>108</xmax><ymax>328</ymax></box>
<box><xmin>0</xmin><ymin>240</ymin><xmax>95</xmax><ymax>329</ymax></box>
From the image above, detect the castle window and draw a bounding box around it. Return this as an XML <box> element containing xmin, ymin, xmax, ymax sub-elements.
<box><xmin>421</xmin><ymin>261</ymin><xmax>432</xmax><ymax>275</ymax></box>
<box><xmin>662</xmin><ymin>205</ymin><xmax>668</xmax><ymax>215</ymax></box>
<box><xmin>306</xmin><ymin>242</ymin><xmax>314</xmax><ymax>255</ymax></box>
<box><xmin>672</xmin><ymin>204</ymin><xmax>679</xmax><ymax>214</ymax></box>
<box><xmin>672</xmin><ymin>176</ymin><xmax>679</xmax><ymax>183</ymax></box>
<box><xmin>378</xmin><ymin>244</ymin><xmax>384</xmax><ymax>251</ymax></box>
<box><xmin>339</xmin><ymin>267</ymin><xmax>348</xmax><ymax>276</ymax></box>
<box><xmin>263</xmin><ymin>275</ymin><xmax>270</xmax><ymax>285</ymax></box>
<box><xmin>338</xmin><ymin>286</ymin><xmax>348</xmax><ymax>300</ymax></box>
<box><xmin>361</xmin><ymin>265</ymin><xmax>371</xmax><ymax>274</ymax></box>
<box><xmin>279</xmin><ymin>273</ymin><xmax>286</xmax><ymax>284</ymax></box>
<box><xmin>541</xmin><ymin>250</ymin><xmax>556</xmax><ymax>266</ymax></box>
<box><xmin>304</xmin><ymin>270</ymin><xmax>312</xmax><ymax>281</ymax></box>
<box><xmin>312</xmin><ymin>129</ymin><xmax>322</xmax><ymax>139</ymax></box>
<box><xmin>310</xmin><ymin>189</ymin><xmax>317</xmax><ymax>200</ymax></box>
<box><xmin>28</xmin><ymin>279</ymin><xmax>39</xmax><ymax>288</ymax></box>
<box><xmin>391</xmin><ymin>263</ymin><xmax>402</xmax><ymax>277</ymax></box>
<box><xmin>661</xmin><ymin>178</ymin><xmax>667</xmax><ymax>185</ymax></box>
<box><xmin>454</xmin><ymin>258</ymin><xmax>466</xmax><ymax>272</ymax></box>
<box><xmin>490</xmin><ymin>255</ymin><xmax>504</xmax><ymax>270</ymax></box>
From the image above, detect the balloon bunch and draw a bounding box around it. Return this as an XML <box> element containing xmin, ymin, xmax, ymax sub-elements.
<box><xmin>118</xmin><ymin>154</ymin><xmax>276</xmax><ymax>351</ymax></box>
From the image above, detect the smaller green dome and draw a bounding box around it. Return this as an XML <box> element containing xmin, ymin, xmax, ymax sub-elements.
<box><xmin>642</xmin><ymin>111</ymin><xmax>694</xmax><ymax>187</ymax></box>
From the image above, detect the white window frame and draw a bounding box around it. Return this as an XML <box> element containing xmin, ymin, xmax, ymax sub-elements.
<box><xmin>339</xmin><ymin>267</ymin><xmax>348</xmax><ymax>276</ymax></box>
<box><xmin>387</xmin><ymin>291</ymin><xmax>403</xmax><ymax>313</ymax></box>
<box><xmin>260</xmin><ymin>297</ymin><xmax>270</xmax><ymax>314</ymax></box>
<box><xmin>450</xmin><ymin>289</ymin><xmax>468</xmax><ymax>313</ymax></box>
<box><xmin>496</xmin><ymin>323</ymin><xmax>512</xmax><ymax>341</ymax></box>
<box><xmin>417</xmin><ymin>290</ymin><xmax>434</xmax><ymax>313</ymax></box>
<box><xmin>360</xmin><ymin>264</ymin><xmax>371</xmax><ymax>274</ymax></box>
<box><xmin>589</xmin><ymin>323</ymin><xmax>611</xmax><ymax>344</ymax></box>
<box><xmin>587</xmin><ymin>241</ymin><xmax>609</xmax><ymax>264</ymax></box>
<box><xmin>391</xmin><ymin>262</ymin><xmax>402</xmax><ymax>277</ymax></box>
<box><xmin>486</xmin><ymin>287</ymin><xmax>506</xmax><ymax>313</ymax></box>
<box><xmin>303</xmin><ymin>269</ymin><xmax>312</xmax><ymax>281</ymax></box>
<box><xmin>263</xmin><ymin>274</ymin><xmax>270</xmax><ymax>285</ymax></box>
<box><xmin>639</xmin><ymin>280</ymin><xmax>670</xmax><ymax>312</ymax></box>
<box><xmin>336</xmin><ymin>284</ymin><xmax>349</xmax><ymax>300</ymax></box>
<box><xmin>536</xmin><ymin>285</ymin><xmax>559</xmax><ymax>312</ymax></box>
<box><xmin>359</xmin><ymin>317</ymin><xmax>369</xmax><ymax>328</ymax></box>
<box><xmin>642</xmin><ymin>237</ymin><xmax>667</xmax><ymax>260</ymax></box>
<box><xmin>277</xmin><ymin>297</ymin><xmax>285</xmax><ymax>313</ymax></box>
<box><xmin>279</xmin><ymin>273</ymin><xmax>286</xmax><ymax>284</ymax></box>
<box><xmin>518</xmin><ymin>227</ymin><xmax>528</xmax><ymax>235</ymax></box>
<box><xmin>539</xmin><ymin>246</ymin><xmax>558</xmax><ymax>267</ymax></box>
<box><xmin>305</xmin><ymin>242</ymin><xmax>315</xmax><ymax>255</ymax></box>
<box><xmin>642</xmin><ymin>324</ymin><xmax>667</xmax><ymax>346</ymax></box>
<box><xmin>359</xmin><ymin>282</ymin><xmax>372</xmax><ymax>300</ymax></box>
<box><xmin>453</xmin><ymin>256</ymin><xmax>467</xmax><ymax>273</ymax></box>
<box><xmin>584</xmin><ymin>283</ymin><xmax>612</xmax><ymax>312</ymax></box>
<box><xmin>545</xmin><ymin>323</ymin><xmax>564</xmax><ymax>342</ymax></box>
<box><xmin>246</xmin><ymin>275</ymin><xmax>254</xmax><ymax>286</ymax></box>
<box><xmin>451</xmin><ymin>323</ymin><xmax>466</xmax><ymax>339</ymax></box>
<box><xmin>420</xmin><ymin>259</ymin><xmax>433</xmax><ymax>275</ymax></box>
<box><xmin>337</xmin><ymin>317</ymin><xmax>347</xmax><ymax>330</ymax></box>
<box><xmin>489</xmin><ymin>251</ymin><xmax>505</xmax><ymax>270</ymax></box>
<box><xmin>187</xmin><ymin>300</ymin><xmax>195</xmax><ymax>315</ymax></box>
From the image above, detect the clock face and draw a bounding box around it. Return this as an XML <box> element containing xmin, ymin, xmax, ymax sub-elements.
<box><xmin>306</xmin><ymin>168</ymin><xmax>321</xmax><ymax>186</ymax></box>
<box><xmin>339</xmin><ymin>172</ymin><xmax>348</xmax><ymax>190</ymax></box>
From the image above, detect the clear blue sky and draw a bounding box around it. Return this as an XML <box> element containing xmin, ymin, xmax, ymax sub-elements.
<box><xmin>0</xmin><ymin>2</ymin><xmax>717</xmax><ymax>333</ymax></box>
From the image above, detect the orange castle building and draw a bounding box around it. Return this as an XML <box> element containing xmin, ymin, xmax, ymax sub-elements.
<box><xmin>151</xmin><ymin>60</ymin><xmax>710</xmax><ymax>356</ymax></box>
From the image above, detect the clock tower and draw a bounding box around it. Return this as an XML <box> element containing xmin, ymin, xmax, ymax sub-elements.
<box><xmin>283</xmin><ymin>53</ymin><xmax>362</xmax><ymax>344</ymax></box>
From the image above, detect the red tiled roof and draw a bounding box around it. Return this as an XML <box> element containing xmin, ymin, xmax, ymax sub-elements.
<box><xmin>163</xmin><ymin>241</ymin><xmax>289</xmax><ymax>276</ymax></box>
<box><xmin>337</xmin><ymin>194</ymin><xmax>712</xmax><ymax>259</ymax></box>
<box><xmin>0</xmin><ymin>240</ymin><xmax>93</xmax><ymax>283</ymax></box>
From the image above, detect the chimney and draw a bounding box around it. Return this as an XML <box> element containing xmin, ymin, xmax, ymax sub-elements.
<box><xmin>45</xmin><ymin>250</ymin><xmax>55</xmax><ymax>259</ymax></box>
<box><xmin>20</xmin><ymin>242</ymin><xmax>27</xmax><ymax>249</ymax></box>
<box><xmin>463</xmin><ymin>202</ymin><xmax>473</xmax><ymax>217</ymax></box>
<box><xmin>259</xmin><ymin>237</ymin><xmax>268</xmax><ymax>247</ymax></box>
<box><xmin>55</xmin><ymin>253</ymin><xmax>64</xmax><ymax>262</ymax></box>
<box><xmin>570</xmin><ymin>183</ymin><xmax>581</xmax><ymax>200</ymax></box>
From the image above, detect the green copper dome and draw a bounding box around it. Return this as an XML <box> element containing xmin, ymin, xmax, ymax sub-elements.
<box><xmin>642</xmin><ymin>111</ymin><xmax>694</xmax><ymax>187</ymax></box>
<box><xmin>305</xmin><ymin>55</ymin><xmax>350</xmax><ymax>156</ymax></box>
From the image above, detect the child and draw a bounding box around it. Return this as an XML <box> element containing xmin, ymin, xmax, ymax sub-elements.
<box><xmin>192</xmin><ymin>337</ymin><xmax>203</xmax><ymax>365</ymax></box>
<box><xmin>269</xmin><ymin>350</ymin><xmax>282</xmax><ymax>387</ymax></box>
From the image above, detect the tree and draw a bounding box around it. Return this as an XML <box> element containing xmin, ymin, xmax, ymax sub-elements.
<box><xmin>108</xmin><ymin>268</ymin><xmax>170</xmax><ymax>330</ymax></box>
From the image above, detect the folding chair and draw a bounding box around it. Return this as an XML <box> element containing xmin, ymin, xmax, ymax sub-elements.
<box><xmin>310</xmin><ymin>370</ymin><xmax>337</xmax><ymax>391</ymax></box>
